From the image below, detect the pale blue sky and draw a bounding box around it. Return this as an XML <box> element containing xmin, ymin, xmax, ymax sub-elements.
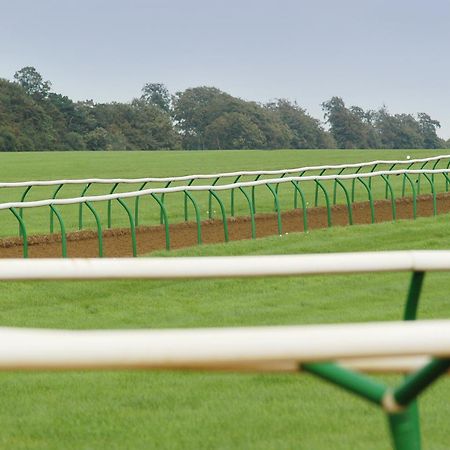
<box><xmin>1</xmin><ymin>0</ymin><xmax>449</xmax><ymax>137</ymax></box>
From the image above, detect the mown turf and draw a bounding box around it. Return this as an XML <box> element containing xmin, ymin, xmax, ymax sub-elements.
<box><xmin>0</xmin><ymin>149</ymin><xmax>448</xmax><ymax>238</ymax></box>
<box><xmin>0</xmin><ymin>214</ymin><xmax>449</xmax><ymax>449</ymax></box>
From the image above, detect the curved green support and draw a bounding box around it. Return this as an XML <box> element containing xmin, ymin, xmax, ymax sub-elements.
<box><xmin>134</xmin><ymin>182</ymin><xmax>148</xmax><ymax>227</ymax></box>
<box><xmin>291</xmin><ymin>181</ymin><xmax>308</xmax><ymax>232</ymax></box>
<box><xmin>368</xmin><ymin>163</ymin><xmax>378</xmax><ymax>190</ymax></box>
<box><xmin>159</xmin><ymin>181</ymin><xmax>172</xmax><ymax>224</ymax></box>
<box><xmin>49</xmin><ymin>205</ymin><xmax>67</xmax><ymax>258</ymax></box>
<box><xmin>184</xmin><ymin>179</ymin><xmax>195</xmax><ymax>222</ymax></box>
<box><xmin>49</xmin><ymin>184</ymin><xmax>64</xmax><ymax>234</ymax></box>
<box><xmin>78</xmin><ymin>183</ymin><xmax>92</xmax><ymax>230</ymax></box>
<box><xmin>335</xmin><ymin>178</ymin><xmax>353</xmax><ymax>225</ymax></box>
<box><xmin>151</xmin><ymin>193</ymin><xmax>170</xmax><ymax>250</ymax></box>
<box><xmin>209</xmin><ymin>190</ymin><xmax>229</xmax><ymax>242</ymax></box>
<box><xmin>274</xmin><ymin>173</ymin><xmax>286</xmax><ymax>212</ymax></box>
<box><xmin>315</xmin><ymin>180</ymin><xmax>332</xmax><ymax>227</ymax></box>
<box><xmin>293</xmin><ymin>170</ymin><xmax>306</xmax><ymax>209</ymax></box>
<box><xmin>251</xmin><ymin>174</ymin><xmax>262</xmax><ymax>214</ymax></box>
<box><xmin>403</xmin><ymin>174</ymin><xmax>417</xmax><ymax>219</ymax></box>
<box><xmin>446</xmin><ymin>161</ymin><xmax>450</xmax><ymax>191</ymax></box>
<box><xmin>333</xmin><ymin>168</ymin><xmax>346</xmax><ymax>205</ymax></box>
<box><xmin>85</xmin><ymin>201</ymin><xmax>103</xmax><ymax>257</ymax></box>
<box><xmin>417</xmin><ymin>161</ymin><xmax>428</xmax><ymax>195</ymax></box>
<box><xmin>422</xmin><ymin>173</ymin><xmax>436</xmax><ymax>216</ymax></box>
<box><xmin>117</xmin><ymin>198</ymin><xmax>137</xmax><ymax>257</ymax></box>
<box><xmin>107</xmin><ymin>183</ymin><xmax>119</xmax><ymax>229</ymax></box>
<box><xmin>238</xmin><ymin>187</ymin><xmax>256</xmax><ymax>239</ymax></box>
<box><xmin>208</xmin><ymin>177</ymin><xmax>220</xmax><ymax>219</ymax></box>
<box><xmin>230</xmin><ymin>175</ymin><xmax>242</xmax><ymax>216</ymax></box>
<box><xmin>18</xmin><ymin>185</ymin><xmax>32</xmax><ymax>237</ymax></box>
<box><xmin>385</xmin><ymin>163</ymin><xmax>397</xmax><ymax>199</ymax></box>
<box><xmin>357</xmin><ymin>177</ymin><xmax>375</xmax><ymax>223</ymax></box>
<box><xmin>351</xmin><ymin>167</ymin><xmax>363</xmax><ymax>202</ymax></box>
<box><xmin>401</xmin><ymin>163</ymin><xmax>414</xmax><ymax>197</ymax></box>
<box><xmin>9</xmin><ymin>207</ymin><xmax>28</xmax><ymax>258</ymax></box>
<box><xmin>266</xmin><ymin>184</ymin><xmax>282</xmax><ymax>234</ymax></box>
<box><xmin>381</xmin><ymin>175</ymin><xmax>397</xmax><ymax>221</ymax></box>
<box><xmin>184</xmin><ymin>190</ymin><xmax>202</xmax><ymax>244</ymax></box>
<box><xmin>431</xmin><ymin>159</ymin><xmax>440</xmax><ymax>184</ymax></box>
<box><xmin>314</xmin><ymin>169</ymin><xmax>327</xmax><ymax>206</ymax></box>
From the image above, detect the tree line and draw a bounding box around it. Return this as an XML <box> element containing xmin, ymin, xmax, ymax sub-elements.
<box><xmin>0</xmin><ymin>66</ymin><xmax>448</xmax><ymax>151</ymax></box>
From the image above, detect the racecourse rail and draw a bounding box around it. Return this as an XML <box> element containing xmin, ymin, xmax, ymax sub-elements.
<box><xmin>0</xmin><ymin>250</ymin><xmax>449</xmax><ymax>450</ymax></box>
<box><xmin>2</xmin><ymin>154</ymin><xmax>450</xmax><ymax>231</ymax></box>
<box><xmin>3</xmin><ymin>168</ymin><xmax>450</xmax><ymax>258</ymax></box>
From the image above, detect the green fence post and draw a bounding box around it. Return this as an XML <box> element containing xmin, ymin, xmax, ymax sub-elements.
<box><xmin>49</xmin><ymin>184</ymin><xmax>64</xmax><ymax>234</ymax></box>
<box><xmin>159</xmin><ymin>181</ymin><xmax>172</xmax><ymax>224</ymax></box>
<box><xmin>293</xmin><ymin>171</ymin><xmax>306</xmax><ymax>209</ymax></box>
<box><xmin>274</xmin><ymin>173</ymin><xmax>286</xmax><ymax>211</ymax></box>
<box><xmin>251</xmin><ymin>174</ymin><xmax>262</xmax><ymax>214</ymax></box>
<box><xmin>107</xmin><ymin>183</ymin><xmax>119</xmax><ymax>229</ymax></box>
<box><xmin>422</xmin><ymin>174</ymin><xmax>436</xmax><ymax>216</ymax></box>
<box><xmin>446</xmin><ymin>161</ymin><xmax>450</xmax><ymax>191</ymax></box>
<box><xmin>85</xmin><ymin>201</ymin><xmax>103</xmax><ymax>257</ymax></box>
<box><xmin>386</xmin><ymin>163</ymin><xmax>397</xmax><ymax>199</ymax></box>
<box><xmin>335</xmin><ymin>178</ymin><xmax>353</xmax><ymax>225</ymax></box>
<box><xmin>18</xmin><ymin>186</ymin><xmax>32</xmax><ymax>236</ymax></box>
<box><xmin>314</xmin><ymin>180</ymin><xmax>332</xmax><ymax>227</ymax></box>
<box><xmin>116</xmin><ymin>198</ymin><xmax>137</xmax><ymax>257</ymax></box>
<box><xmin>431</xmin><ymin>159</ymin><xmax>440</xmax><ymax>184</ymax></box>
<box><xmin>184</xmin><ymin>179</ymin><xmax>195</xmax><ymax>222</ymax></box>
<box><xmin>78</xmin><ymin>182</ymin><xmax>92</xmax><ymax>230</ymax></box>
<box><xmin>209</xmin><ymin>190</ymin><xmax>229</xmax><ymax>242</ymax></box>
<box><xmin>381</xmin><ymin>175</ymin><xmax>397</xmax><ymax>221</ymax></box>
<box><xmin>351</xmin><ymin>166</ymin><xmax>363</xmax><ymax>202</ymax></box>
<box><xmin>387</xmin><ymin>407</ymin><xmax>422</xmax><ymax>450</ymax></box>
<box><xmin>230</xmin><ymin>175</ymin><xmax>242</xmax><ymax>216</ymax></box>
<box><xmin>314</xmin><ymin>169</ymin><xmax>326</xmax><ymax>206</ymax></box>
<box><xmin>134</xmin><ymin>182</ymin><xmax>148</xmax><ymax>227</ymax></box>
<box><xmin>417</xmin><ymin>161</ymin><xmax>429</xmax><ymax>195</ymax></box>
<box><xmin>238</xmin><ymin>187</ymin><xmax>256</xmax><ymax>238</ymax></box>
<box><xmin>403</xmin><ymin>174</ymin><xmax>417</xmax><ymax>219</ymax></box>
<box><xmin>184</xmin><ymin>190</ymin><xmax>202</xmax><ymax>244</ymax></box>
<box><xmin>291</xmin><ymin>181</ymin><xmax>308</xmax><ymax>232</ymax></box>
<box><xmin>357</xmin><ymin>177</ymin><xmax>375</xmax><ymax>223</ymax></box>
<box><xmin>49</xmin><ymin>205</ymin><xmax>67</xmax><ymax>258</ymax></box>
<box><xmin>151</xmin><ymin>193</ymin><xmax>171</xmax><ymax>250</ymax></box>
<box><xmin>368</xmin><ymin>163</ymin><xmax>378</xmax><ymax>190</ymax></box>
<box><xmin>208</xmin><ymin>177</ymin><xmax>220</xmax><ymax>219</ymax></box>
<box><xmin>401</xmin><ymin>163</ymin><xmax>413</xmax><ymax>197</ymax></box>
<box><xmin>9</xmin><ymin>207</ymin><xmax>28</xmax><ymax>258</ymax></box>
<box><xmin>333</xmin><ymin>168</ymin><xmax>346</xmax><ymax>205</ymax></box>
<box><xmin>266</xmin><ymin>184</ymin><xmax>282</xmax><ymax>234</ymax></box>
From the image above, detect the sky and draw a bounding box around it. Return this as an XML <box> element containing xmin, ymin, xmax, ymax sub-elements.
<box><xmin>1</xmin><ymin>0</ymin><xmax>449</xmax><ymax>138</ymax></box>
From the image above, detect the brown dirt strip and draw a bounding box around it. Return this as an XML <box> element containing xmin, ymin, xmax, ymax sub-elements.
<box><xmin>0</xmin><ymin>193</ymin><xmax>448</xmax><ymax>258</ymax></box>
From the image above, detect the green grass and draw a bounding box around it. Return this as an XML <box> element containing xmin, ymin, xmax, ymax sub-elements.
<box><xmin>0</xmin><ymin>149</ymin><xmax>448</xmax><ymax>238</ymax></box>
<box><xmin>0</xmin><ymin>213</ymin><xmax>449</xmax><ymax>449</ymax></box>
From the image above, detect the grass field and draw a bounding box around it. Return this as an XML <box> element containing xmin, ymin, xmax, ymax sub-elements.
<box><xmin>0</xmin><ymin>149</ymin><xmax>448</xmax><ymax>238</ymax></box>
<box><xmin>0</xmin><ymin>213</ymin><xmax>449</xmax><ymax>449</ymax></box>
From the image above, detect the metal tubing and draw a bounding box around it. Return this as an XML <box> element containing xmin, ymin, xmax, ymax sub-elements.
<box><xmin>401</xmin><ymin>163</ymin><xmax>414</xmax><ymax>197</ymax></box>
<box><xmin>49</xmin><ymin>184</ymin><xmax>64</xmax><ymax>234</ymax></box>
<box><xmin>184</xmin><ymin>179</ymin><xmax>195</xmax><ymax>222</ymax></box>
<box><xmin>422</xmin><ymin>174</ymin><xmax>436</xmax><ymax>216</ymax></box>
<box><xmin>107</xmin><ymin>183</ymin><xmax>119</xmax><ymax>228</ymax></box>
<box><xmin>386</xmin><ymin>163</ymin><xmax>397</xmax><ymax>199</ymax></box>
<box><xmin>417</xmin><ymin>162</ymin><xmax>428</xmax><ymax>195</ymax></box>
<box><xmin>403</xmin><ymin>272</ymin><xmax>425</xmax><ymax>321</ymax></box>
<box><xmin>209</xmin><ymin>190</ymin><xmax>229</xmax><ymax>242</ymax></box>
<box><xmin>351</xmin><ymin>166</ymin><xmax>363</xmax><ymax>202</ymax></box>
<box><xmin>18</xmin><ymin>186</ymin><xmax>32</xmax><ymax>235</ymax></box>
<box><xmin>302</xmin><ymin>362</ymin><xmax>386</xmax><ymax>406</ymax></box>
<box><xmin>381</xmin><ymin>175</ymin><xmax>396</xmax><ymax>221</ymax></box>
<box><xmin>357</xmin><ymin>177</ymin><xmax>375</xmax><ymax>223</ymax></box>
<box><xmin>403</xmin><ymin>174</ymin><xmax>417</xmax><ymax>219</ymax></box>
<box><xmin>151</xmin><ymin>193</ymin><xmax>170</xmax><ymax>250</ymax></box>
<box><xmin>184</xmin><ymin>191</ymin><xmax>202</xmax><ymax>244</ymax></box>
<box><xmin>314</xmin><ymin>180</ymin><xmax>332</xmax><ymax>227</ymax></box>
<box><xmin>208</xmin><ymin>177</ymin><xmax>220</xmax><ymax>219</ymax></box>
<box><xmin>314</xmin><ymin>169</ymin><xmax>326</xmax><ymax>206</ymax></box>
<box><xmin>251</xmin><ymin>174</ymin><xmax>262</xmax><ymax>214</ymax></box>
<box><xmin>78</xmin><ymin>183</ymin><xmax>92</xmax><ymax>230</ymax></box>
<box><xmin>116</xmin><ymin>198</ymin><xmax>137</xmax><ymax>257</ymax></box>
<box><xmin>387</xmin><ymin>406</ymin><xmax>421</xmax><ymax>450</ymax></box>
<box><xmin>159</xmin><ymin>181</ymin><xmax>172</xmax><ymax>224</ymax></box>
<box><xmin>85</xmin><ymin>202</ymin><xmax>103</xmax><ymax>257</ymax></box>
<box><xmin>368</xmin><ymin>163</ymin><xmax>378</xmax><ymax>190</ymax></box>
<box><xmin>293</xmin><ymin>171</ymin><xmax>306</xmax><ymax>209</ymax></box>
<box><xmin>230</xmin><ymin>175</ymin><xmax>242</xmax><ymax>216</ymax></box>
<box><xmin>49</xmin><ymin>205</ymin><xmax>67</xmax><ymax>258</ymax></box>
<box><xmin>266</xmin><ymin>184</ymin><xmax>282</xmax><ymax>234</ymax></box>
<box><xmin>134</xmin><ymin>182</ymin><xmax>148</xmax><ymax>226</ymax></box>
<box><xmin>333</xmin><ymin>168</ymin><xmax>346</xmax><ymax>205</ymax></box>
<box><xmin>238</xmin><ymin>187</ymin><xmax>256</xmax><ymax>239</ymax></box>
<box><xmin>274</xmin><ymin>173</ymin><xmax>286</xmax><ymax>211</ymax></box>
<box><xmin>9</xmin><ymin>207</ymin><xmax>28</xmax><ymax>258</ymax></box>
<box><xmin>335</xmin><ymin>179</ymin><xmax>353</xmax><ymax>225</ymax></box>
<box><xmin>291</xmin><ymin>181</ymin><xmax>308</xmax><ymax>232</ymax></box>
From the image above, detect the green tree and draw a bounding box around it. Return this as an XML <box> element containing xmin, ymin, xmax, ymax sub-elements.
<box><xmin>13</xmin><ymin>66</ymin><xmax>51</xmax><ymax>99</ymax></box>
<box><xmin>141</xmin><ymin>83</ymin><xmax>171</xmax><ymax>112</ymax></box>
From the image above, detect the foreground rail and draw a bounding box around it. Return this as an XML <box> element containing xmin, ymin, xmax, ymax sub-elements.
<box><xmin>1</xmin><ymin>250</ymin><xmax>449</xmax><ymax>449</ymax></box>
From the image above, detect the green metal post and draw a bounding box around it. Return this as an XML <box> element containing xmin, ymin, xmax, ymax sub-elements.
<box><xmin>134</xmin><ymin>182</ymin><xmax>148</xmax><ymax>226</ymax></box>
<box><xmin>18</xmin><ymin>186</ymin><xmax>32</xmax><ymax>236</ymax></box>
<box><xmin>401</xmin><ymin>163</ymin><xmax>413</xmax><ymax>197</ymax></box>
<box><xmin>314</xmin><ymin>169</ymin><xmax>326</xmax><ymax>206</ymax></box>
<box><xmin>381</xmin><ymin>175</ymin><xmax>397</xmax><ymax>221</ymax></box>
<box><xmin>184</xmin><ymin>179</ymin><xmax>195</xmax><ymax>222</ymax></box>
<box><xmin>159</xmin><ymin>181</ymin><xmax>172</xmax><ymax>224</ymax></box>
<box><xmin>230</xmin><ymin>175</ymin><xmax>242</xmax><ymax>216</ymax></box>
<box><xmin>417</xmin><ymin>161</ymin><xmax>428</xmax><ymax>195</ymax></box>
<box><xmin>209</xmin><ymin>190</ymin><xmax>229</xmax><ymax>242</ymax></box>
<box><xmin>315</xmin><ymin>180</ymin><xmax>332</xmax><ymax>227</ymax></box>
<box><xmin>78</xmin><ymin>183</ymin><xmax>92</xmax><ymax>230</ymax></box>
<box><xmin>49</xmin><ymin>184</ymin><xmax>64</xmax><ymax>234</ymax></box>
<box><xmin>387</xmin><ymin>407</ymin><xmax>422</xmax><ymax>450</ymax></box>
<box><xmin>49</xmin><ymin>205</ymin><xmax>67</xmax><ymax>258</ymax></box>
<box><xmin>251</xmin><ymin>174</ymin><xmax>262</xmax><ymax>214</ymax></box>
<box><xmin>9</xmin><ymin>208</ymin><xmax>28</xmax><ymax>258</ymax></box>
<box><xmin>333</xmin><ymin>168</ymin><xmax>346</xmax><ymax>205</ymax></box>
<box><xmin>117</xmin><ymin>198</ymin><xmax>137</xmax><ymax>257</ymax></box>
<box><xmin>403</xmin><ymin>174</ymin><xmax>417</xmax><ymax>219</ymax></box>
<box><xmin>238</xmin><ymin>187</ymin><xmax>256</xmax><ymax>239</ymax></box>
<box><xmin>368</xmin><ymin>163</ymin><xmax>378</xmax><ymax>190</ymax></box>
<box><xmin>403</xmin><ymin>272</ymin><xmax>425</xmax><ymax>321</ymax></box>
<box><xmin>357</xmin><ymin>177</ymin><xmax>375</xmax><ymax>223</ymax></box>
<box><xmin>335</xmin><ymin>178</ymin><xmax>353</xmax><ymax>225</ymax></box>
<box><xmin>446</xmin><ymin>161</ymin><xmax>450</xmax><ymax>191</ymax></box>
<box><xmin>266</xmin><ymin>184</ymin><xmax>282</xmax><ymax>234</ymax></box>
<box><xmin>386</xmin><ymin>163</ymin><xmax>396</xmax><ymax>199</ymax></box>
<box><xmin>351</xmin><ymin>166</ymin><xmax>363</xmax><ymax>202</ymax></box>
<box><xmin>422</xmin><ymin>174</ymin><xmax>436</xmax><ymax>216</ymax></box>
<box><xmin>274</xmin><ymin>173</ymin><xmax>286</xmax><ymax>211</ymax></box>
<box><xmin>85</xmin><ymin>202</ymin><xmax>103</xmax><ymax>257</ymax></box>
<box><xmin>291</xmin><ymin>181</ymin><xmax>308</xmax><ymax>232</ymax></box>
<box><xmin>107</xmin><ymin>183</ymin><xmax>119</xmax><ymax>229</ymax></box>
<box><xmin>151</xmin><ymin>193</ymin><xmax>171</xmax><ymax>250</ymax></box>
<box><xmin>184</xmin><ymin>190</ymin><xmax>202</xmax><ymax>244</ymax></box>
<box><xmin>208</xmin><ymin>177</ymin><xmax>220</xmax><ymax>219</ymax></box>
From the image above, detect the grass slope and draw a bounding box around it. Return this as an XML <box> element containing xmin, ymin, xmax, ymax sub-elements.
<box><xmin>0</xmin><ymin>149</ymin><xmax>447</xmax><ymax>237</ymax></box>
<box><xmin>0</xmin><ymin>214</ymin><xmax>449</xmax><ymax>449</ymax></box>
